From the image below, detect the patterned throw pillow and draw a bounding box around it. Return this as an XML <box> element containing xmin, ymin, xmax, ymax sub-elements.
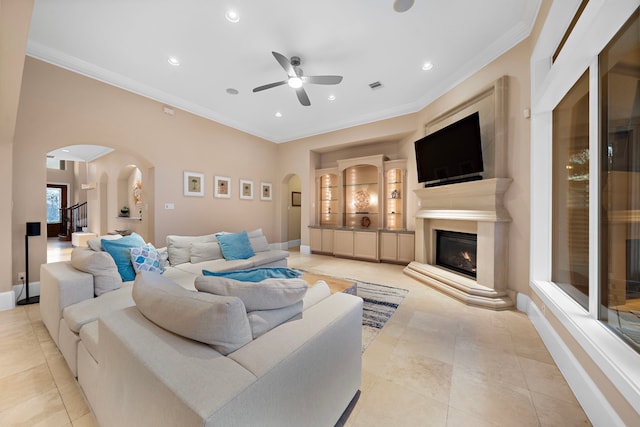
<box><xmin>129</xmin><ymin>243</ymin><xmax>164</xmax><ymax>274</ymax></box>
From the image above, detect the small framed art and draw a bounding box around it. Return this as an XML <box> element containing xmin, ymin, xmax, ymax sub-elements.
<box><xmin>240</xmin><ymin>179</ymin><xmax>254</xmax><ymax>200</ymax></box>
<box><xmin>184</xmin><ymin>171</ymin><xmax>204</xmax><ymax>197</ymax></box>
<box><xmin>260</xmin><ymin>182</ymin><xmax>272</xmax><ymax>201</ymax></box>
<box><xmin>292</xmin><ymin>191</ymin><xmax>301</xmax><ymax>207</ymax></box>
<box><xmin>214</xmin><ymin>176</ymin><xmax>231</xmax><ymax>198</ymax></box>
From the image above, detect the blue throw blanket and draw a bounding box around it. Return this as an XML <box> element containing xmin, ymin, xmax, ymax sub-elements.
<box><xmin>202</xmin><ymin>267</ymin><xmax>303</xmax><ymax>282</ymax></box>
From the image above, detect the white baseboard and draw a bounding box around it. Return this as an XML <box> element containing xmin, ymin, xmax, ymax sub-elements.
<box><xmin>522</xmin><ymin>293</ymin><xmax>625</xmax><ymax>427</ymax></box>
<box><xmin>0</xmin><ymin>290</ymin><xmax>16</xmax><ymax>311</ymax></box>
<box><xmin>288</xmin><ymin>239</ymin><xmax>301</xmax><ymax>248</ymax></box>
<box><xmin>299</xmin><ymin>245</ymin><xmax>311</xmax><ymax>255</ymax></box>
<box><xmin>12</xmin><ymin>282</ymin><xmax>40</xmax><ymax>302</ymax></box>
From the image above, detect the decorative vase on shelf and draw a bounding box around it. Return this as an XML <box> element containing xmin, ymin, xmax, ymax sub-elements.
<box><xmin>120</xmin><ymin>206</ymin><xmax>130</xmax><ymax>217</ymax></box>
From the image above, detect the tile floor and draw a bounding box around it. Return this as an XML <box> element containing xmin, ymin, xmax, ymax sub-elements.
<box><xmin>0</xmin><ymin>243</ymin><xmax>590</xmax><ymax>426</ymax></box>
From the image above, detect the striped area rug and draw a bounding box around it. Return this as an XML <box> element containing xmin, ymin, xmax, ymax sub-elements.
<box><xmin>301</xmin><ymin>271</ymin><xmax>408</xmax><ymax>352</ymax></box>
<box><xmin>352</xmin><ymin>280</ymin><xmax>409</xmax><ymax>352</ymax></box>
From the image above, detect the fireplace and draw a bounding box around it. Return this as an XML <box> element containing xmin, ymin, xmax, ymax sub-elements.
<box><xmin>404</xmin><ymin>178</ymin><xmax>514</xmax><ymax>310</ymax></box>
<box><xmin>436</xmin><ymin>230</ymin><xmax>477</xmax><ymax>278</ymax></box>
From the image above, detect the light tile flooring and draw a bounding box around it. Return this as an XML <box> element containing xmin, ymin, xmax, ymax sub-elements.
<box><xmin>0</xmin><ymin>243</ymin><xmax>590</xmax><ymax>426</ymax></box>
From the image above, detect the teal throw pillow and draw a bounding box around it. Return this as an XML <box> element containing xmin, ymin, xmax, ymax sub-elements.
<box><xmin>215</xmin><ymin>231</ymin><xmax>255</xmax><ymax>260</ymax></box>
<box><xmin>202</xmin><ymin>267</ymin><xmax>302</xmax><ymax>282</ymax></box>
<box><xmin>130</xmin><ymin>243</ymin><xmax>164</xmax><ymax>274</ymax></box>
<box><xmin>101</xmin><ymin>232</ymin><xmax>146</xmax><ymax>281</ymax></box>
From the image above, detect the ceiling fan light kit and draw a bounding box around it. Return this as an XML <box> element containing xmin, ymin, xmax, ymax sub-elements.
<box><xmin>253</xmin><ymin>51</ymin><xmax>343</xmax><ymax>106</ymax></box>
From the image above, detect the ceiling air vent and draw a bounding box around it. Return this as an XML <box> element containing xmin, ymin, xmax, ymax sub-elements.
<box><xmin>369</xmin><ymin>81</ymin><xmax>383</xmax><ymax>90</ymax></box>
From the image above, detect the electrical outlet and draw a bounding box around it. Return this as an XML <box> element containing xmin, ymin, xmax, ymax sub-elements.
<box><xmin>18</xmin><ymin>272</ymin><xmax>25</xmax><ymax>281</ymax></box>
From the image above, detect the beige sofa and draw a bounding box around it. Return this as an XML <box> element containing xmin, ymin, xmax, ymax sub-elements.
<box><xmin>39</xmin><ymin>231</ymin><xmax>363</xmax><ymax>426</ymax></box>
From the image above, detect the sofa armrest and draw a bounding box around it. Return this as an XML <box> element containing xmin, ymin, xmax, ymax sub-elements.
<box><xmin>40</xmin><ymin>262</ymin><xmax>94</xmax><ymax>345</ymax></box>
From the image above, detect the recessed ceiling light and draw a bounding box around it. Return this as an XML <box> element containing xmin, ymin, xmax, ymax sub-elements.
<box><xmin>226</xmin><ymin>88</ymin><xmax>239</xmax><ymax>95</ymax></box>
<box><xmin>393</xmin><ymin>0</ymin><xmax>415</xmax><ymax>13</ymax></box>
<box><xmin>62</xmin><ymin>149</ymin><xmax>70</xmax><ymax>153</ymax></box>
<box><xmin>328</xmin><ymin>95</ymin><xmax>336</xmax><ymax>101</ymax></box>
<box><xmin>168</xmin><ymin>56</ymin><xmax>180</xmax><ymax>66</ymax></box>
<box><xmin>225</xmin><ymin>10</ymin><xmax>239</xmax><ymax>23</ymax></box>
<box><xmin>275</xmin><ymin>112</ymin><xmax>283</xmax><ymax>118</ymax></box>
<box><xmin>422</xmin><ymin>61</ymin><xmax>434</xmax><ymax>71</ymax></box>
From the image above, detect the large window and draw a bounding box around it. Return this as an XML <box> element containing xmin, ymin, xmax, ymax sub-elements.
<box><xmin>599</xmin><ymin>10</ymin><xmax>640</xmax><ymax>351</ymax></box>
<box><xmin>552</xmin><ymin>71</ymin><xmax>590</xmax><ymax>309</ymax></box>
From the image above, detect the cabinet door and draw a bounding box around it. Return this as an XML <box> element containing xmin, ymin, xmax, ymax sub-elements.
<box><xmin>380</xmin><ymin>232</ymin><xmax>398</xmax><ymax>261</ymax></box>
<box><xmin>333</xmin><ymin>230</ymin><xmax>354</xmax><ymax>257</ymax></box>
<box><xmin>354</xmin><ymin>231</ymin><xmax>378</xmax><ymax>260</ymax></box>
<box><xmin>321</xmin><ymin>229</ymin><xmax>334</xmax><ymax>253</ymax></box>
<box><xmin>397</xmin><ymin>233</ymin><xmax>415</xmax><ymax>263</ymax></box>
<box><xmin>310</xmin><ymin>228</ymin><xmax>322</xmax><ymax>252</ymax></box>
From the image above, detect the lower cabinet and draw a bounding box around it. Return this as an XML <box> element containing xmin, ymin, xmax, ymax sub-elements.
<box><xmin>309</xmin><ymin>228</ymin><xmax>335</xmax><ymax>253</ymax></box>
<box><xmin>380</xmin><ymin>231</ymin><xmax>415</xmax><ymax>263</ymax></box>
<box><xmin>310</xmin><ymin>227</ymin><xmax>413</xmax><ymax>264</ymax></box>
<box><xmin>333</xmin><ymin>230</ymin><xmax>355</xmax><ymax>257</ymax></box>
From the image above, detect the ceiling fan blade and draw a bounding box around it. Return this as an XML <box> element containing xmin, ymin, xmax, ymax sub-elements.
<box><xmin>272</xmin><ymin>51</ymin><xmax>296</xmax><ymax>77</ymax></box>
<box><xmin>296</xmin><ymin>87</ymin><xmax>311</xmax><ymax>106</ymax></box>
<box><xmin>253</xmin><ymin>81</ymin><xmax>287</xmax><ymax>92</ymax></box>
<box><xmin>303</xmin><ymin>75</ymin><xmax>343</xmax><ymax>85</ymax></box>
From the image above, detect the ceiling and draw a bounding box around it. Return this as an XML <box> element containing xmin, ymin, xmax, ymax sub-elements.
<box><xmin>27</xmin><ymin>0</ymin><xmax>540</xmax><ymax>144</ymax></box>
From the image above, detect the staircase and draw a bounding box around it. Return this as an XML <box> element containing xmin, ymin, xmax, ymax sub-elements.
<box><xmin>59</xmin><ymin>202</ymin><xmax>88</xmax><ymax>241</ymax></box>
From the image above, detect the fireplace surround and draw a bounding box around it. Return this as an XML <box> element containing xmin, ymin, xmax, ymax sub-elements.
<box><xmin>404</xmin><ymin>178</ymin><xmax>514</xmax><ymax>310</ymax></box>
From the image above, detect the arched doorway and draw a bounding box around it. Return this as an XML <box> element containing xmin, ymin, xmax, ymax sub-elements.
<box><xmin>284</xmin><ymin>174</ymin><xmax>302</xmax><ymax>248</ymax></box>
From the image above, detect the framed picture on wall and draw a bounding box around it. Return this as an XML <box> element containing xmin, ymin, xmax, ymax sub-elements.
<box><xmin>184</xmin><ymin>171</ymin><xmax>204</xmax><ymax>197</ymax></box>
<box><xmin>292</xmin><ymin>191</ymin><xmax>301</xmax><ymax>206</ymax></box>
<box><xmin>240</xmin><ymin>179</ymin><xmax>253</xmax><ymax>200</ymax></box>
<box><xmin>214</xmin><ymin>176</ymin><xmax>231</xmax><ymax>198</ymax></box>
<box><xmin>260</xmin><ymin>182</ymin><xmax>272</xmax><ymax>201</ymax></box>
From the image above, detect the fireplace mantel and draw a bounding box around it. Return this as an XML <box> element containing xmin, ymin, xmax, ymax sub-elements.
<box><xmin>414</xmin><ymin>178</ymin><xmax>512</xmax><ymax>222</ymax></box>
<box><xmin>405</xmin><ymin>178</ymin><xmax>514</xmax><ymax>310</ymax></box>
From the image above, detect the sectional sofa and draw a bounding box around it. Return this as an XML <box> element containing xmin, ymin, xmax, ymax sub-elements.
<box><xmin>39</xmin><ymin>230</ymin><xmax>363</xmax><ymax>426</ymax></box>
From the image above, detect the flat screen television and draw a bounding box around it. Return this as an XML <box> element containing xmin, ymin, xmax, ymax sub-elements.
<box><xmin>414</xmin><ymin>112</ymin><xmax>484</xmax><ymax>186</ymax></box>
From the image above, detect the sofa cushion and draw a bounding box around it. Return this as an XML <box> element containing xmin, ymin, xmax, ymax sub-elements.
<box><xmin>247</xmin><ymin>301</ymin><xmax>303</xmax><ymax>339</ymax></box>
<box><xmin>101</xmin><ymin>233</ymin><xmax>146</xmax><ymax>281</ymax></box>
<box><xmin>202</xmin><ymin>267</ymin><xmax>302</xmax><ymax>282</ymax></box>
<box><xmin>166</xmin><ymin>234</ymin><xmax>216</xmax><ymax>266</ymax></box>
<box><xmin>63</xmin><ymin>285</ymin><xmax>134</xmax><ymax>333</ymax></box>
<box><xmin>133</xmin><ymin>271</ymin><xmax>252</xmax><ymax>355</ymax></box>
<box><xmin>215</xmin><ymin>231</ymin><xmax>255</xmax><ymax>260</ymax></box>
<box><xmin>190</xmin><ymin>241</ymin><xmax>223</xmax><ymax>264</ymax></box>
<box><xmin>87</xmin><ymin>234</ymin><xmax>121</xmax><ymax>252</ymax></box>
<box><xmin>248</xmin><ymin>249</ymin><xmax>290</xmax><ymax>268</ymax></box>
<box><xmin>70</xmin><ymin>247</ymin><xmax>122</xmax><ymax>296</ymax></box>
<box><xmin>194</xmin><ymin>276</ymin><xmax>308</xmax><ymax>311</ymax></box>
<box><xmin>249</xmin><ymin>235</ymin><xmax>270</xmax><ymax>252</ymax></box>
<box><xmin>129</xmin><ymin>243</ymin><xmax>164</xmax><ymax>274</ymax></box>
<box><xmin>79</xmin><ymin>320</ymin><xmax>100</xmax><ymax>363</ymax></box>
<box><xmin>173</xmin><ymin>258</ymin><xmax>253</xmax><ymax>276</ymax></box>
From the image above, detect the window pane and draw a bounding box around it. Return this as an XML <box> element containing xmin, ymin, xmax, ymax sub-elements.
<box><xmin>47</xmin><ymin>188</ymin><xmax>61</xmax><ymax>224</ymax></box>
<box><xmin>552</xmin><ymin>70</ymin><xmax>590</xmax><ymax>309</ymax></box>
<box><xmin>599</xmin><ymin>10</ymin><xmax>640</xmax><ymax>351</ymax></box>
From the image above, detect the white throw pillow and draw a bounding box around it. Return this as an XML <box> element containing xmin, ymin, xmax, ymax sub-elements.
<box><xmin>133</xmin><ymin>271</ymin><xmax>252</xmax><ymax>355</ymax></box>
<box><xmin>70</xmin><ymin>247</ymin><xmax>122</xmax><ymax>296</ymax></box>
<box><xmin>166</xmin><ymin>234</ymin><xmax>216</xmax><ymax>266</ymax></box>
<box><xmin>194</xmin><ymin>276</ymin><xmax>308</xmax><ymax>311</ymax></box>
<box><xmin>249</xmin><ymin>235</ymin><xmax>270</xmax><ymax>252</ymax></box>
<box><xmin>87</xmin><ymin>234</ymin><xmax>122</xmax><ymax>252</ymax></box>
<box><xmin>190</xmin><ymin>241</ymin><xmax>223</xmax><ymax>263</ymax></box>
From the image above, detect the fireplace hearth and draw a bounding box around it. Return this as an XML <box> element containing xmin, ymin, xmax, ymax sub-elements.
<box><xmin>436</xmin><ymin>230</ymin><xmax>477</xmax><ymax>278</ymax></box>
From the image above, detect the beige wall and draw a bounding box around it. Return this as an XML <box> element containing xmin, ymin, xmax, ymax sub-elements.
<box><xmin>2</xmin><ymin>0</ymin><xmax>34</xmax><ymax>293</ymax></box>
<box><xmin>7</xmin><ymin>2</ymin><xmax>547</xmax><ymax>301</ymax></box>
<box><xmin>12</xmin><ymin>58</ymin><xmax>281</xmax><ymax>286</ymax></box>
<box><xmin>277</xmin><ymin>37</ymin><xmax>537</xmax><ymax>296</ymax></box>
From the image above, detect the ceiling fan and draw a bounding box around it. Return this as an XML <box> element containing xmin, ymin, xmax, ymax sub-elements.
<box><xmin>252</xmin><ymin>51</ymin><xmax>343</xmax><ymax>106</ymax></box>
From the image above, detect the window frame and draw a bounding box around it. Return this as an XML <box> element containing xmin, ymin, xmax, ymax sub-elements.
<box><xmin>530</xmin><ymin>0</ymin><xmax>640</xmax><ymax>421</ymax></box>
